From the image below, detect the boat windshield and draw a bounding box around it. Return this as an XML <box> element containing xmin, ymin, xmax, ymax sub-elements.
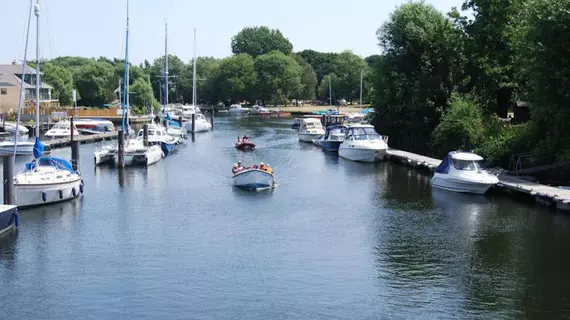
<box><xmin>348</xmin><ymin>127</ymin><xmax>381</xmax><ymax>140</ymax></box>
<box><xmin>52</xmin><ymin>123</ymin><xmax>70</xmax><ymax>130</ymax></box>
<box><xmin>452</xmin><ymin>159</ymin><xmax>487</xmax><ymax>171</ymax></box>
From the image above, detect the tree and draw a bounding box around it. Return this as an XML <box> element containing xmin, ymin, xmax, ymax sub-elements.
<box><xmin>130</xmin><ymin>77</ymin><xmax>160</xmax><ymax>114</ymax></box>
<box><xmin>149</xmin><ymin>54</ymin><xmax>187</xmax><ymax>104</ymax></box>
<box><xmin>183</xmin><ymin>57</ymin><xmax>220</xmax><ymax>104</ymax></box>
<box><xmin>213</xmin><ymin>54</ymin><xmax>258</xmax><ymax>104</ymax></box>
<box><xmin>73</xmin><ymin>61</ymin><xmax>115</xmax><ymax>106</ymax></box>
<box><xmin>450</xmin><ymin>0</ymin><xmax>520</xmax><ymax>118</ymax></box>
<box><xmin>332</xmin><ymin>51</ymin><xmax>368</xmax><ymax>102</ymax></box>
<box><xmin>293</xmin><ymin>55</ymin><xmax>317</xmax><ymax>100</ymax></box>
<box><xmin>231</xmin><ymin>26</ymin><xmax>293</xmax><ymax>58</ymax></box>
<box><xmin>297</xmin><ymin>50</ymin><xmax>338</xmax><ymax>83</ymax></box>
<box><xmin>254</xmin><ymin>51</ymin><xmax>302</xmax><ymax>105</ymax></box>
<box><xmin>41</xmin><ymin>63</ymin><xmax>76</xmax><ymax>106</ymax></box>
<box><xmin>317</xmin><ymin>73</ymin><xmax>340</xmax><ymax>103</ymax></box>
<box><xmin>372</xmin><ymin>2</ymin><xmax>464</xmax><ymax>154</ymax></box>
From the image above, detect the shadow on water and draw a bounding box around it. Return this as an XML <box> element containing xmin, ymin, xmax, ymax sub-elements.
<box><xmin>0</xmin><ymin>229</ymin><xmax>19</xmax><ymax>270</ymax></box>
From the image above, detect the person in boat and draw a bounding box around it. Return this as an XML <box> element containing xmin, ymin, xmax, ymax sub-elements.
<box><xmin>237</xmin><ymin>136</ymin><xmax>241</xmax><ymax>143</ymax></box>
<box><xmin>259</xmin><ymin>162</ymin><xmax>266</xmax><ymax>171</ymax></box>
<box><xmin>243</xmin><ymin>135</ymin><xmax>249</xmax><ymax>143</ymax></box>
<box><xmin>232</xmin><ymin>161</ymin><xmax>244</xmax><ymax>175</ymax></box>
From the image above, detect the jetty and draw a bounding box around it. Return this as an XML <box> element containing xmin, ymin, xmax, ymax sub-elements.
<box><xmin>385</xmin><ymin>149</ymin><xmax>570</xmax><ymax>213</ymax></box>
<box><xmin>45</xmin><ymin>132</ymin><xmax>117</xmax><ymax>149</ymax></box>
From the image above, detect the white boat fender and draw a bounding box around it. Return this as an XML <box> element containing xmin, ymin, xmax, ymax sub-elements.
<box><xmin>72</xmin><ymin>188</ymin><xmax>77</xmax><ymax>197</ymax></box>
<box><xmin>58</xmin><ymin>190</ymin><xmax>63</xmax><ymax>199</ymax></box>
<box><xmin>41</xmin><ymin>191</ymin><xmax>47</xmax><ymax>202</ymax></box>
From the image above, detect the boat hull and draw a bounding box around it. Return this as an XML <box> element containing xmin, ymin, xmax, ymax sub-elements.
<box><xmin>233</xmin><ymin>170</ymin><xmax>275</xmax><ymax>190</ymax></box>
<box><xmin>94</xmin><ymin>146</ymin><xmax>116</xmax><ymax>165</ymax></box>
<box><xmin>431</xmin><ymin>174</ymin><xmax>495</xmax><ymax>195</ymax></box>
<box><xmin>160</xmin><ymin>141</ymin><xmax>178</xmax><ymax>156</ymax></box>
<box><xmin>321</xmin><ymin>140</ymin><xmax>343</xmax><ymax>152</ymax></box>
<box><xmin>298</xmin><ymin>132</ymin><xmax>323</xmax><ymax>143</ymax></box>
<box><xmin>234</xmin><ymin>142</ymin><xmax>256</xmax><ymax>151</ymax></box>
<box><xmin>339</xmin><ymin>147</ymin><xmax>387</xmax><ymax>163</ymax></box>
<box><xmin>0</xmin><ymin>205</ymin><xmax>18</xmax><ymax>236</ymax></box>
<box><xmin>14</xmin><ymin>178</ymin><xmax>83</xmax><ymax>208</ymax></box>
<box><xmin>0</xmin><ymin>142</ymin><xmax>35</xmax><ymax>156</ymax></box>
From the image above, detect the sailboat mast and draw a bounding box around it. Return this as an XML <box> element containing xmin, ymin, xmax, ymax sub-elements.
<box><xmin>164</xmin><ymin>22</ymin><xmax>168</xmax><ymax>109</ymax></box>
<box><xmin>121</xmin><ymin>0</ymin><xmax>130</xmax><ymax>132</ymax></box>
<box><xmin>359</xmin><ymin>69</ymin><xmax>363</xmax><ymax>109</ymax></box>
<box><xmin>328</xmin><ymin>76</ymin><xmax>332</xmax><ymax>107</ymax></box>
<box><xmin>192</xmin><ymin>28</ymin><xmax>197</xmax><ymax>106</ymax></box>
<box><xmin>34</xmin><ymin>0</ymin><xmax>40</xmax><ymax>138</ymax></box>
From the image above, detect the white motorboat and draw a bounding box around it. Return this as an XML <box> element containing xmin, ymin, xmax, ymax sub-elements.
<box><xmin>117</xmin><ymin>139</ymin><xmax>163</xmax><ymax>166</ymax></box>
<box><xmin>94</xmin><ymin>144</ymin><xmax>116</xmax><ymax>165</ymax></box>
<box><xmin>251</xmin><ymin>105</ymin><xmax>269</xmax><ymax>114</ymax></box>
<box><xmin>0</xmin><ymin>139</ymin><xmax>35</xmax><ymax>155</ymax></box>
<box><xmin>229</xmin><ymin>104</ymin><xmax>249</xmax><ymax>115</ymax></box>
<box><xmin>0</xmin><ymin>205</ymin><xmax>18</xmax><ymax>235</ymax></box>
<box><xmin>232</xmin><ymin>168</ymin><xmax>275</xmax><ymax>191</ymax></box>
<box><xmin>338</xmin><ymin>124</ymin><xmax>388</xmax><ymax>162</ymax></box>
<box><xmin>297</xmin><ymin>118</ymin><xmax>325</xmax><ymax>143</ymax></box>
<box><xmin>74</xmin><ymin>118</ymin><xmax>115</xmax><ymax>135</ymax></box>
<box><xmin>180</xmin><ymin>105</ymin><xmax>200</xmax><ymax>117</ymax></box>
<box><xmin>183</xmin><ymin>113</ymin><xmax>211</xmax><ymax>133</ymax></box>
<box><xmin>135</xmin><ymin>123</ymin><xmax>179</xmax><ymax>155</ymax></box>
<box><xmin>431</xmin><ymin>151</ymin><xmax>499</xmax><ymax>194</ymax></box>
<box><xmin>14</xmin><ymin>140</ymin><xmax>83</xmax><ymax>207</ymax></box>
<box><xmin>2</xmin><ymin>122</ymin><xmax>29</xmax><ymax>135</ymax></box>
<box><xmin>45</xmin><ymin>120</ymin><xmax>80</xmax><ymax>139</ymax></box>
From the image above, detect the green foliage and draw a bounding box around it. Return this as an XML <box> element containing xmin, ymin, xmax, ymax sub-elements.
<box><xmin>129</xmin><ymin>77</ymin><xmax>158</xmax><ymax>112</ymax></box>
<box><xmin>254</xmin><ymin>51</ymin><xmax>303</xmax><ymax>105</ymax></box>
<box><xmin>372</xmin><ymin>1</ymin><xmax>464</xmax><ymax>154</ymax></box>
<box><xmin>231</xmin><ymin>26</ymin><xmax>293</xmax><ymax>58</ymax></box>
<box><xmin>317</xmin><ymin>73</ymin><xmax>339</xmax><ymax>103</ymax></box>
<box><xmin>332</xmin><ymin>51</ymin><xmax>367</xmax><ymax>102</ymax></box>
<box><xmin>41</xmin><ymin>62</ymin><xmax>76</xmax><ymax>105</ymax></box>
<box><xmin>73</xmin><ymin>62</ymin><xmax>115</xmax><ymax>106</ymax></box>
<box><xmin>293</xmin><ymin>55</ymin><xmax>317</xmax><ymax>100</ymax></box>
<box><xmin>149</xmin><ymin>54</ymin><xmax>186</xmax><ymax>104</ymax></box>
<box><xmin>297</xmin><ymin>50</ymin><xmax>338</xmax><ymax>84</ymax></box>
<box><xmin>214</xmin><ymin>54</ymin><xmax>258</xmax><ymax>103</ymax></box>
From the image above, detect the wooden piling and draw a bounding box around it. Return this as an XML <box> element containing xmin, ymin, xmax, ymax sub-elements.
<box><xmin>117</xmin><ymin>130</ymin><xmax>125</xmax><ymax>168</ymax></box>
<box><xmin>70</xmin><ymin>117</ymin><xmax>79</xmax><ymax>171</ymax></box>
<box><xmin>143</xmin><ymin>124</ymin><xmax>149</xmax><ymax>147</ymax></box>
<box><xmin>191</xmin><ymin>114</ymin><xmax>195</xmax><ymax>133</ymax></box>
<box><xmin>178</xmin><ymin>116</ymin><xmax>183</xmax><ymax>127</ymax></box>
<box><xmin>3</xmin><ymin>155</ymin><xmax>14</xmax><ymax>205</ymax></box>
<box><xmin>210</xmin><ymin>107</ymin><xmax>214</xmax><ymax>130</ymax></box>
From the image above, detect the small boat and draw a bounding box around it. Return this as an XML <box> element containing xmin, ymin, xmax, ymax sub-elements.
<box><xmin>234</xmin><ymin>141</ymin><xmax>256</xmax><ymax>151</ymax></box>
<box><xmin>1</xmin><ymin>122</ymin><xmax>29</xmax><ymax>135</ymax></box>
<box><xmin>338</xmin><ymin>124</ymin><xmax>388</xmax><ymax>162</ymax></box>
<box><xmin>45</xmin><ymin>120</ymin><xmax>80</xmax><ymax>139</ymax></box>
<box><xmin>183</xmin><ymin>113</ymin><xmax>212</xmax><ymax>133</ymax></box>
<box><xmin>233</xmin><ymin>168</ymin><xmax>275</xmax><ymax>191</ymax></box>
<box><xmin>0</xmin><ymin>205</ymin><xmax>18</xmax><ymax>236</ymax></box>
<box><xmin>320</xmin><ymin>125</ymin><xmax>347</xmax><ymax>152</ymax></box>
<box><xmin>251</xmin><ymin>105</ymin><xmax>270</xmax><ymax>114</ymax></box>
<box><xmin>135</xmin><ymin>123</ymin><xmax>179</xmax><ymax>156</ymax></box>
<box><xmin>94</xmin><ymin>144</ymin><xmax>116</xmax><ymax>165</ymax></box>
<box><xmin>74</xmin><ymin>118</ymin><xmax>115</xmax><ymax>135</ymax></box>
<box><xmin>298</xmin><ymin>118</ymin><xmax>325</xmax><ymax>143</ymax></box>
<box><xmin>118</xmin><ymin>139</ymin><xmax>163</xmax><ymax>166</ymax></box>
<box><xmin>0</xmin><ymin>139</ymin><xmax>35</xmax><ymax>155</ymax></box>
<box><xmin>229</xmin><ymin>104</ymin><xmax>250</xmax><ymax>115</ymax></box>
<box><xmin>431</xmin><ymin>151</ymin><xmax>499</xmax><ymax>194</ymax></box>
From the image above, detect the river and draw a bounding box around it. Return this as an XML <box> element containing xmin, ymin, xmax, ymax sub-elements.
<box><xmin>1</xmin><ymin>116</ymin><xmax>570</xmax><ymax>319</ymax></box>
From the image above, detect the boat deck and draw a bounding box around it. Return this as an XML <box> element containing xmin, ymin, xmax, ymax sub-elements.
<box><xmin>385</xmin><ymin>149</ymin><xmax>570</xmax><ymax>212</ymax></box>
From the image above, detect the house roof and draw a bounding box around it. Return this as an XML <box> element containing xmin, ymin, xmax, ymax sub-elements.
<box><xmin>0</xmin><ymin>63</ymin><xmax>53</xmax><ymax>89</ymax></box>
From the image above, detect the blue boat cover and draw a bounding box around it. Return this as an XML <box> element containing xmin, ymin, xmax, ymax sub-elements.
<box><xmin>33</xmin><ymin>137</ymin><xmax>44</xmax><ymax>159</ymax></box>
<box><xmin>435</xmin><ymin>152</ymin><xmax>452</xmax><ymax>174</ymax></box>
<box><xmin>26</xmin><ymin>157</ymin><xmax>77</xmax><ymax>174</ymax></box>
<box><xmin>168</xmin><ymin>120</ymin><xmax>181</xmax><ymax>128</ymax></box>
<box><xmin>166</xmin><ymin>113</ymin><xmax>172</xmax><ymax>121</ymax></box>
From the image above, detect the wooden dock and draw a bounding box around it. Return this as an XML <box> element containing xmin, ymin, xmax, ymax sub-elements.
<box><xmin>46</xmin><ymin>132</ymin><xmax>117</xmax><ymax>149</ymax></box>
<box><xmin>385</xmin><ymin>149</ymin><xmax>570</xmax><ymax>213</ymax></box>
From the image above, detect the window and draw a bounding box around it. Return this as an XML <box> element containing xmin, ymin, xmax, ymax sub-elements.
<box><xmin>0</xmin><ymin>88</ymin><xmax>6</xmax><ymax>95</ymax></box>
<box><xmin>452</xmin><ymin>159</ymin><xmax>487</xmax><ymax>171</ymax></box>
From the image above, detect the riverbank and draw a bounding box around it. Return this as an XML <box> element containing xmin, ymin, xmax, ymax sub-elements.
<box><xmin>385</xmin><ymin>148</ymin><xmax>570</xmax><ymax>213</ymax></box>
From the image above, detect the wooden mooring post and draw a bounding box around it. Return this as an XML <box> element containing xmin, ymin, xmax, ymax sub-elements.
<box><xmin>143</xmin><ymin>124</ymin><xmax>149</xmax><ymax>146</ymax></box>
<box><xmin>3</xmin><ymin>155</ymin><xmax>14</xmax><ymax>205</ymax></box>
<box><xmin>70</xmin><ymin>117</ymin><xmax>80</xmax><ymax>172</ymax></box>
<box><xmin>211</xmin><ymin>106</ymin><xmax>214</xmax><ymax>130</ymax></box>
<box><xmin>117</xmin><ymin>130</ymin><xmax>125</xmax><ymax>168</ymax></box>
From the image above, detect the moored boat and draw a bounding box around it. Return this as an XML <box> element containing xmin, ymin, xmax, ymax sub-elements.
<box><xmin>320</xmin><ymin>125</ymin><xmax>347</xmax><ymax>152</ymax></box>
<box><xmin>0</xmin><ymin>205</ymin><xmax>18</xmax><ymax>236</ymax></box>
<box><xmin>0</xmin><ymin>139</ymin><xmax>35</xmax><ymax>155</ymax></box>
<box><xmin>431</xmin><ymin>151</ymin><xmax>499</xmax><ymax>194</ymax></box>
<box><xmin>338</xmin><ymin>124</ymin><xmax>388</xmax><ymax>162</ymax></box>
<box><xmin>44</xmin><ymin>120</ymin><xmax>80</xmax><ymax>139</ymax></box>
<box><xmin>297</xmin><ymin>118</ymin><xmax>325</xmax><ymax>143</ymax></box>
<box><xmin>118</xmin><ymin>139</ymin><xmax>163</xmax><ymax>166</ymax></box>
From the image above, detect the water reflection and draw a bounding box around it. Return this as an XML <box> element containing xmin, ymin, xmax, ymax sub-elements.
<box><xmin>380</xmin><ymin>164</ymin><xmax>432</xmax><ymax>211</ymax></box>
<box><xmin>0</xmin><ymin>229</ymin><xmax>19</xmax><ymax>269</ymax></box>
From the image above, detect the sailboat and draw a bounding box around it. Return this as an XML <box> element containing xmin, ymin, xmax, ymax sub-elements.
<box><xmin>182</xmin><ymin>28</ymin><xmax>212</xmax><ymax>133</ymax></box>
<box><xmin>94</xmin><ymin>0</ymin><xmax>163</xmax><ymax>166</ymax></box>
<box><xmin>14</xmin><ymin>1</ymin><xmax>83</xmax><ymax>207</ymax></box>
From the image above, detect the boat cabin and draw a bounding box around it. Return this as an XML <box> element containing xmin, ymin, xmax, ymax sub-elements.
<box><xmin>299</xmin><ymin>118</ymin><xmax>323</xmax><ymax>132</ymax></box>
<box><xmin>323</xmin><ymin>125</ymin><xmax>347</xmax><ymax>141</ymax></box>
<box><xmin>435</xmin><ymin>151</ymin><xmax>488</xmax><ymax>174</ymax></box>
<box><xmin>323</xmin><ymin>114</ymin><xmax>348</xmax><ymax>127</ymax></box>
<box><xmin>344</xmin><ymin>125</ymin><xmax>382</xmax><ymax>141</ymax></box>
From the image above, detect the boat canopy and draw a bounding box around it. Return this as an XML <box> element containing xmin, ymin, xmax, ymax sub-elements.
<box><xmin>168</xmin><ymin>120</ymin><xmax>181</xmax><ymax>128</ymax></box>
<box><xmin>435</xmin><ymin>151</ymin><xmax>486</xmax><ymax>174</ymax></box>
<box><xmin>26</xmin><ymin>157</ymin><xmax>76</xmax><ymax>174</ymax></box>
<box><xmin>435</xmin><ymin>153</ymin><xmax>452</xmax><ymax>174</ymax></box>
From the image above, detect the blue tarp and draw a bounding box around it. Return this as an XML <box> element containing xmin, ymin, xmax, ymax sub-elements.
<box><xmin>166</xmin><ymin>113</ymin><xmax>172</xmax><ymax>121</ymax></box>
<box><xmin>435</xmin><ymin>153</ymin><xmax>452</xmax><ymax>174</ymax></box>
<box><xmin>168</xmin><ymin>120</ymin><xmax>181</xmax><ymax>128</ymax></box>
<box><xmin>26</xmin><ymin>157</ymin><xmax>77</xmax><ymax>174</ymax></box>
<box><xmin>33</xmin><ymin>137</ymin><xmax>44</xmax><ymax>159</ymax></box>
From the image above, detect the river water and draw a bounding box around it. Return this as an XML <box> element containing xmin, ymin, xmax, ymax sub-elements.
<box><xmin>1</xmin><ymin>116</ymin><xmax>570</xmax><ymax>319</ymax></box>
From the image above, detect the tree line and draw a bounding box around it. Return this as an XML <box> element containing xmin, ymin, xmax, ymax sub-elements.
<box><xmin>40</xmin><ymin>26</ymin><xmax>372</xmax><ymax>113</ymax></box>
<box><xmin>370</xmin><ymin>0</ymin><xmax>570</xmax><ymax>171</ymax></box>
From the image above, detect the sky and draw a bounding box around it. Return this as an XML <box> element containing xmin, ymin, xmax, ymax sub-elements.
<box><xmin>2</xmin><ymin>0</ymin><xmax>462</xmax><ymax>65</ymax></box>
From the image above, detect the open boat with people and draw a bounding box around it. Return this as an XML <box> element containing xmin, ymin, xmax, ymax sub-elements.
<box><xmin>297</xmin><ymin>118</ymin><xmax>325</xmax><ymax>143</ymax></box>
<box><xmin>431</xmin><ymin>151</ymin><xmax>499</xmax><ymax>194</ymax></box>
<box><xmin>234</xmin><ymin>135</ymin><xmax>255</xmax><ymax>151</ymax></box>
<box><xmin>0</xmin><ymin>205</ymin><xmax>18</xmax><ymax>236</ymax></box>
<box><xmin>232</xmin><ymin>161</ymin><xmax>275</xmax><ymax>191</ymax></box>
<box><xmin>338</xmin><ymin>124</ymin><xmax>388</xmax><ymax>162</ymax></box>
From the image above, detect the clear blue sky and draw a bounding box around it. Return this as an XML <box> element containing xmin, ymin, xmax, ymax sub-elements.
<box><xmin>3</xmin><ymin>0</ymin><xmax>461</xmax><ymax>65</ymax></box>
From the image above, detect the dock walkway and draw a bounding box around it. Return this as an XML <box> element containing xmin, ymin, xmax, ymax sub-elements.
<box><xmin>385</xmin><ymin>149</ymin><xmax>570</xmax><ymax>212</ymax></box>
<box><xmin>46</xmin><ymin>132</ymin><xmax>116</xmax><ymax>149</ymax></box>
